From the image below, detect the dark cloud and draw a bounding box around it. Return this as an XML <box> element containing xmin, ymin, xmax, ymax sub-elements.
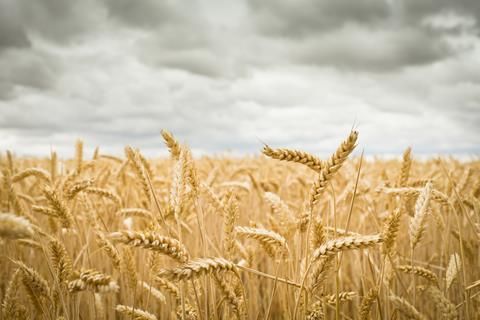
<box><xmin>247</xmin><ymin>0</ymin><xmax>479</xmax><ymax>71</ymax></box>
<box><xmin>248</xmin><ymin>0</ymin><xmax>390</xmax><ymax>36</ymax></box>
<box><xmin>0</xmin><ymin>1</ymin><xmax>30</xmax><ymax>50</ymax></box>
<box><xmin>0</xmin><ymin>0</ymin><xmax>479</xmax><ymax>156</ymax></box>
<box><xmin>103</xmin><ymin>0</ymin><xmax>184</xmax><ymax>28</ymax></box>
<box><xmin>295</xmin><ymin>26</ymin><xmax>454</xmax><ymax>71</ymax></box>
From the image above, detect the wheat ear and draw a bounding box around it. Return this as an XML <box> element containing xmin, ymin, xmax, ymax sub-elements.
<box><xmin>68</xmin><ymin>269</ymin><xmax>119</xmax><ymax>293</ymax></box>
<box><xmin>445</xmin><ymin>253</ymin><xmax>461</xmax><ymax>290</ymax></box>
<box><xmin>1</xmin><ymin>269</ymin><xmax>25</xmax><ymax>319</ymax></box>
<box><xmin>397</xmin><ymin>265</ymin><xmax>438</xmax><ymax>286</ymax></box>
<box><xmin>43</xmin><ymin>186</ymin><xmax>73</xmax><ymax>229</ymax></box>
<box><xmin>359</xmin><ymin>288</ymin><xmax>378</xmax><ymax>320</ymax></box>
<box><xmin>311</xmin><ymin>234</ymin><xmax>383</xmax><ymax>261</ymax></box>
<box><xmin>422</xmin><ymin>286</ymin><xmax>458</xmax><ymax>319</ymax></box>
<box><xmin>389</xmin><ymin>295</ymin><xmax>427</xmax><ymax>320</ymax></box>
<box><xmin>125</xmin><ymin>146</ymin><xmax>151</xmax><ymax>203</ymax></box>
<box><xmin>310</xmin><ymin>130</ymin><xmax>358</xmax><ymax>205</ymax></box>
<box><xmin>224</xmin><ymin>194</ymin><xmax>239</xmax><ymax>259</ymax></box>
<box><xmin>109</xmin><ymin>231</ymin><xmax>189</xmax><ymax>263</ymax></box>
<box><xmin>13</xmin><ymin>260</ymin><xmax>50</xmax><ymax>311</ymax></box>
<box><xmin>49</xmin><ymin>238</ymin><xmax>73</xmax><ymax>284</ymax></box>
<box><xmin>397</xmin><ymin>147</ymin><xmax>412</xmax><ymax>187</ymax></box>
<box><xmin>161</xmin><ymin>129</ymin><xmax>182</xmax><ymax>160</ymax></box>
<box><xmin>0</xmin><ymin>213</ymin><xmax>34</xmax><ymax>239</ymax></box>
<box><xmin>11</xmin><ymin>168</ymin><xmax>51</xmax><ymax>183</ymax></box>
<box><xmin>115</xmin><ymin>305</ymin><xmax>158</xmax><ymax>320</ymax></box>
<box><xmin>157</xmin><ymin>257</ymin><xmax>238</xmax><ymax>281</ymax></box>
<box><xmin>382</xmin><ymin>208</ymin><xmax>401</xmax><ymax>255</ymax></box>
<box><xmin>409</xmin><ymin>182</ymin><xmax>432</xmax><ymax>249</ymax></box>
<box><xmin>235</xmin><ymin>226</ymin><xmax>289</xmax><ymax>256</ymax></box>
<box><xmin>95</xmin><ymin>231</ymin><xmax>122</xmax><ymax>269</ymax></box>
<box><xmin>262</xmin><ymin>145</ymin><xmax>323</xmax><ymax>172</ymax></box>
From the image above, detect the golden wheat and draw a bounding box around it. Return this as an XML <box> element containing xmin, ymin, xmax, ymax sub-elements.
<box><xmin>0</xmin><ymin>130</ymin><xmax>478</xmax><ymax>319</ymax></box>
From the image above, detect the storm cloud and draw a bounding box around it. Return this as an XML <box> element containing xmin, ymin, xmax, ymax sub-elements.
<box><xmin>0</xmin><ymin>0</ymin><xmax>479</xmax><ymax>158</ymax></box>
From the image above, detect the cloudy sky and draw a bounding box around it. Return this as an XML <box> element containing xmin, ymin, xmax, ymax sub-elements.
<box><xmin>0</xmin><ymin>0</ymin><xmax>479</xmax><ymax>158</ymax></box>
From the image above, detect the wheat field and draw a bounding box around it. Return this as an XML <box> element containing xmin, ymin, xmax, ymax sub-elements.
<box><xmin>0</xmin><ymin>130</ymin><xmax>478</xmax><ymax>320</ymax></box>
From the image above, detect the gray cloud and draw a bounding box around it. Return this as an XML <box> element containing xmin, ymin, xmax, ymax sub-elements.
<box><xmin>0</xmin><ymin>1</ymin><xmax>30</xmax><ymax>50</ymax></box>
<box><xmin>0</xmin><ymin>0</ymin><xmax>479</xmax><ymax>157</ymax></box>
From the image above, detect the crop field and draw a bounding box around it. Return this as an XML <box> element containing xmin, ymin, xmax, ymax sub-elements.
<box><xmin>0</xmin><ymin>130</ymin><xmax>478</xmax><ymax>319</ymax></box>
